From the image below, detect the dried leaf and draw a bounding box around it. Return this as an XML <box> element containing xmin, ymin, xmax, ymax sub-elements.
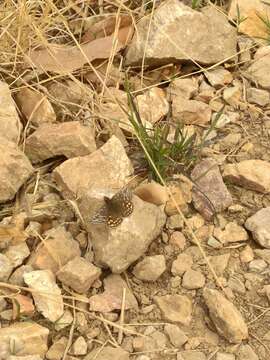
<box><xmin>27</xmin><ymin>26</ymin><xmax>134</xmax><ymax>74</ymax></box>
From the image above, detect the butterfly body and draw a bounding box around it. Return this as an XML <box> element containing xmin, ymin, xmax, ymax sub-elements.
<box><xmin>90</xmin><ymin>188</ymin><xmax>134</xmax><ymax>228</ymax></box>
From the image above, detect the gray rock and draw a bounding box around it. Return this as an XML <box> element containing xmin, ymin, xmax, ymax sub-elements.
<box><xmin>203</xmin><ymin>288</ymin><xmax>248</xmax><ymax>343</ymax></box>
<box><xmin>245</xmin><ymin>207</ymin><xmax>270</xmax><ymax>248</ymax></box>
<box><xmin>191</xmin><ymin>158</ymin><xmax>233</xmax><ymax>220</ymax></box>
<box><xmin>126</xmin><ymin>0</ymin><xmax>236</xmax><ymax>66</ymax></box>
<box><xmin>132</xmin><ymin>255</ymin><xmax>166</xmax><ymax>281</ymax></box>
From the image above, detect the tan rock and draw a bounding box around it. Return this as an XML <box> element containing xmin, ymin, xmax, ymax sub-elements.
<box><xmin>213</xmin><ymin>222</ymin><xmax>248</xmax><ymax>244</ymax></box>
<box><xmin>4</xmin><ymin>243</ymin><xmax>30</xmax><ymax>267</ymax></box>
<box><xmin>172</xmin><ymin>98</ymin><xmax>212</xmax><ymax>125</ymax></box>
<box><xmin>203</xmin><ymin>288</ymin><xmax>248</xmax><ymax>343</ymax></box>
<box><xmin>223</xmin><ymin>86</ymin><xmax>242</xmax><ymax>106</ymax></box>
<box><xmin>0</xmin><ymin>253</ymin><xmax>13</xmax><ymax>281</ymax></box>
<box><xmin>89</xmin><ymin>274</ymin><xmax>138</xmax><ymax>312</ymax></box>
<box><xmin>209</xmin><ymin>253</ymin><xmax>230</xmax><ymax>276</ymax></box>
<box><xmin>24</xmin><ymin>270</ymin><xmax>64</xmax><ymax>322</ymax></box>
<box><xmin>223</xmin><ymin>160</ymin><xmax>270</xmax><ymax>193</ymax></box>
<box><xmin>245</xmin><ymin>207</ymin><xmax>270</xmax><ymax>248</ymax></box>
<box><xmin>13</xmin><ymin>294</ymin><xmax>35</xmax><ymax>316</ymax></box>
<box><xmin>53</xmin><ymin>135</ymin><xmax>133</xmax><ymax>200</ymax></box>
<box><xmin>154</xmin><ymin>294</ymin><xmax>192</xmax><ymax>325</ymax></box>
<box><xmin>46</xmin><ymin>337</ymin><xmax>68</xmax><ymax>360</ymax></box>
<box><xmin>132</xmin><ymin>255</ymin><xmax>166</xmax><ymax>281</ymax></box>
<box><xmin>134</xmin><ymin>181</ymin><xmax>168</xmax><ymax>205</ymax></box>
<box><xmin>7</xmin><ymin>356</ymin><xmax>43</xmax><ymax>360</ymax></box>
<box><xmin>246</xmin><ymin>87</ymin><xmax>270</xmax><ymax>106</ymax></box>
<box><xmin>164</xmin><ymin>324</ymin><xmax>188</xmax><ymax>348</ymax></box>
<box><xmin>86</xmin><ymin>346</ymin><xmax>129</xmax><ymax>360</ymax></box>
<box><xmin>0</xmin><ymin>81</ymin><xmax>22</xmax><ymax>142</ymax></box>
<box><xmin>0</xmin><ymin>138</ymin><xmax>33</xmax><ymax>202</ymax></box>
<box><xmin>0</xmin><ymin>322</ymin><xmax>49</xmax><ymax>358</ymax></box>
<box><xmin>9</xmin><ymin>265</ymin><xmax>34</xmax><ymax>286</ymax></box>
<box><xmin>70</xmin><ymin>336</ymin><xmax>87</xmax><ymax>356</ymax></box>
<box><xmin>182</xmin><ymin>269</ymin><xmax>205</xmax><ymax>289</ymax></box>
<box><xmin>84</xmin><ymin>62</ymin><xmax>123</xmax><ymax>90</ymax></box>
<box><xmin>169</xmin><ymin>231</ymin><xmax>186</xmax><ymax>250</ymax></box>
<box><xmin>240</xmin><ymin>245</ymin><xmax>254</xmax><ymax>263</ymax></box>
<box><xmin>247</xmin><ymin>46</ymin><xmax>270</xmax><ymax>89</ymax></box>
<box><xmin>25</xmin><ymin>122</ymin><xmax>96</xmax><ymax>163</ymax></box>
<box><xmin>204</xmin><ymin>67</ymin><xmax>233</xmax><ymax>89</ymax></box>
<box><xmin>126</xmin><ymin>1</ymin><xmax>236</xmax><ymax>66</ymax></box>
<box><xmin>28</xmin><ymin>226</ymin><xmax>81</xmax><ymax>273</ymax></box>
<box><xmin>57</xmin><ymin>256</ymin><xmax>101</xmax><ymax>293</ymax></box>
<box><xmin>15</xmin><ymin>87</ymin><xmax>56</xmax><ymax>126</ymax></box>
<box><xmin>165</xmin><ymin>177</ymin><xmax>192</xmax><ymax>216</ymax></box>
<box><xmin>86</xmin><ymin>195</ymin><xmax>166</xmax><ymax>273</ymax></box>
<box><xmin>169</xmin><ymin>78</ymin><xmax>198</xmax><ymax>100</ymax></box>
<box><xmin>171</xmin><ymin>253</ymin><xmax>193</xmax><ymax>276</ymax></box>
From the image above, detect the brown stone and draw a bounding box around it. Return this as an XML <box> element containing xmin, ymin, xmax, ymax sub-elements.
<box><xmin>154</xmin><ymin>294</ymin><xmax>192</xmax><ymax>325</ymax></box>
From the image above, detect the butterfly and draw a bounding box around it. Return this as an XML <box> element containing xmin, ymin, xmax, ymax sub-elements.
<box><xmin>90</xmin><ymin>187</ymin><xmax>134</xmax><ymax>227</ymax></box>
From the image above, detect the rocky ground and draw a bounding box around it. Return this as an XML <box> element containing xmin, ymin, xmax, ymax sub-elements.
<box><xmin>0</xmin><ymin>0</ymin><xmax>270</xmax><ymax>359</ymax></box>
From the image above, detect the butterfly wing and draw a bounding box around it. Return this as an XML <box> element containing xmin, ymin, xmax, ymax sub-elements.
<box><xmin>107</xmin><ymin>215</ymin><xmax>123</xmax><ymax>227</ymax></box>
<box><xmin>112</xmin><ymin>188</ymin><xmax>134</xmax><ymax>218</ymax></box>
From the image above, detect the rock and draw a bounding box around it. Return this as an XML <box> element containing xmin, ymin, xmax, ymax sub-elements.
<box><xmin>13</xmin><ymin>294</ymin><xmax>35</xmax><ymax>316</ymax></box>
<box><xmin>0</xmin><ymin>253</ymin><xmax>13</xmax><ymax>281</ymax></box>
<box><xmin>247</xmin><ymin>47</ymin><xmax>270</xmax><ymax>89</ymax></box>
<box><xmin>136</xmin><ymin>87</ymin><xmax>169</xmax><ymax>124</ymax></box>
<box><xmin>46</xmin><ymin>337</ymin><xmax>68</xmax><ymax>360</ymax></box>
<box><xmin>54</xmin><ymin>309</ymin><xmax>73</xmax><ymax>331</ymax></box>
<box><xmin>84</xmin><ymin>62</ymin><xmax>123</xmax><ymax>90</ymax></box>
<box><xmin>220</xmin><ymin>133</ymin><xmax>242</xmax><ymax>150</ymax></box>
<box><xmin>169</xmin><ymin>78</ymin><xmax>198</xmax><ymax>100</ymax></box>
<box><xmin>213</xmin><ymin>222</ymin><xmax>248</xmax><ymax>244</ymax></box>
<box><xmin>223</xmin><ymin>160</ymin><xmax>270</xmax><ymax>193</ymax></box>
<box><xmin>228</xmin><ymin>276</ymin><xmax>246</xmax><ymax>295</ymax></box>
<box><xmin>169</xmin><ymin>231</ymin><xmax>187</xmax><ymax>250</ymax></box>
<box><xmin>85</xmin><ymin>345</ymin><xmax>129</xmax><ymax>360</ymax></box>
<box><xmin>209</xmin><ymin>253</ymin><xmax>230</xmax><ymax>276</ymax></box>
<box><xmin>89</xmin><ymin>195</ymin><xmax>166</xmax><ymax>273</ymax></box>
<box><xmin>154</xmin><ymin>294</ymin><xmax>192</xmax><ymax>325</ymax></box>
<box><xmin>9</xmin><ymin>265</ymin><xmax>34</xmax><ymax>286</ymax></box>
<box><xmin>223</xmin><ymin>86</ymin><xmax>242</xmax><ymax>106</ymax></box>
<box><xmin>24</xmin><ymin>270</ymin><xmax>64</xmax><ymax>322</ymax></box>
<box><xmin>7</xmin><ymin>356</ymin><xmax>43</xmax><ymax>360</ymax></box>
<box><xmin>177</xmin><ymin>351</ymin><xmax>206</xmax><ymax>360</ymax></box>
<box><xmin>254</xmin><ymin>249</ymin><xmax>270</xmax><ymax>264</ymax></box>
<box><xmin>0</xmin><ymin>322</ymin><xmax>49</xmax><ymax>358</ymax></box>
<box><xmin>0</xmin><ymin>81</ymin><xmax>22</xmax><ymax>142</ymax></box>
<box><xmin>167</xmin><ymin>214</ymin><xmax>184</xmax><ymax>230</ymax></box>
<box><xmin>248</xmin><ymin>259</ymin><xmax>267</xmax><ymax>272</ymax></box>
<box><xmin>132</xmin><ymin>255</ymin><xmax>166</xmax><ymax>281</ymax></box>
<box><xmin>28</xmin><ymin>226</ymin><xmax>81</xmax><ymax>273</ymax></box>
<box><xmin>126</xmin><ymin>1</ymin><xmax>236</xmax><ymax>66</ymax></box>
<box><xmin>134</xmin><ymin>181</ymin><xmax>168</xmax><ymax>205</ymax></box>
<box><xmin>70</xmin><ymin>336</ymin><xmax>87</xmax><ymax>356</ymax></box>
<box><xmin>237</xmin><ymin>344</ymin><xmax>259</xmax><ymax>360</ymax></box>
<box><xmin>191</xmin><ymin>158</ymin><xmax>233</xmax><ymax>220</ymax></box>
<box><xmin>204</xmin><ymin>67</ymin><xmax>233</xmax><ymax>89</ymax></box>
<box><xmin>57</xmin><ymin>256</ymin><xmax>101</xmax><ymax>293</ymax></box>
<box><xmin>4</xmin><ymin>243</ymin><xmax>30</xmax><ymax>267</ymax></box>
<box><xmin>0</xmin><ymin>138</ymin><xmax>33</xmax><ymax>202</ymax></box>
<box><xmin>247</xmin><ymin>88</ymin><xmax>270</xmax><ymax>106</ymax></box>
<box><xmin>172</xmin><ymin>98</ymin><xmax>212</xmax><ymax>125</ymax></box>
<box><xmin>15</xmin><ymin>87</ymin><xmax>56</xmax><ymax>127</ymax></box>
<box><xmin>216</xmin><ymin>353</ymin><xmax>235</xmax><ymax>360</ymax></box>
<box><xmin>54</xmin><ymin>135</ymin><xmax>133</xmax><ymax>200</ymax></box>
<box><xmin>182</xmin><ymin>269</ymin><xmax>205</xmax><ymax>289</ymax></box>
<box><xmin>89</xmin><ymin>274</ymin><xmax>138</xmax><ymax>312</ymax></box>
<box><xmin>171</xmin><ymin>253</ymin><xmax>193</xmax><ymax>276</ymax></box>
<box><xmin>165</xmin><ymin>178</ymin><xmax>193</xmax><ymax>216</ymax></box>
<box><xmin>164</xmin><ymin>324</ymin><xmax>188</xmax><ymax>348</ymax></box>
<box><xmin>25</xmin><ymin>122</ymin><xmax>96</xmax><ymax>163</ymax></box>
<box><xmin>245</xmin><ymin>207</ymin><xmax>270</xmax><ymax>248</ymax></box>
<box><xmin>203</xmin><ymin>288</ymin><xmax>248</xmax><ymax>343</ymax></box>
<box><xmin>240</xmin><ymin>246</ymin><xmax>254</xmax><ymax>263</ymax></box>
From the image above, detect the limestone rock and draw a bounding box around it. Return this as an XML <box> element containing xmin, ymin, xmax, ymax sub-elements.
<box><xmin>209</xmin><ymin>254</ymin><xmax>230</xmax><ymax>276</ymax></box>
<box><xmin>70</xmin><ymin>336</ymin><xmax>87</xmax><ymax>356</ymax></box>
<box><xmin>15</xmin><ymin>87</ymin><xmax>56</xmax><ymax>127</ymax></box>
<box><xmin>216</xmin><ymin>354</ymin><xmax>235</xmax><ymax>360</ymax></box>
<box><xmin>132</xmin><ymin>255</ymin><xmax>166</xmax><ymax>281</ymax></box>
<box><xmin>213</xmin><ymin>222</ymin><xmax>248</xmax><ymax>244</ymax></box>
<box><xmin>249</xmin><ymin>259</ymin><xmax>267</xmax><ymax>272</ymax></box>
<box><xmin>28</xmin><ymin>226</ymin><xmax>81</xmax><ymax>273</ymax></box>
<box><xmin>245</xmin><ymin>207</ymin><xmax>270</xmax><ymax>248</ymax></box>
<box><xmin>247</xmin><ymin>47</ymin><xmax>270</xmax><ymax>89</ymax></box>
<box><xmin>0</xmin><ymin>322</ymin><xmax>49</xmax><ymax>358</ymax></box>
<box><xmin>204</xmin><ymin>67</ymin><xmax>233</xmax><ymax>89</ymax></box>
<box><xmin>191</xmin><ymin>158</ymin><xmax>232</xmax><ymax>220</ymax></box>
<box><xmin>171</xmin><ymin>253</ymin><xmax>193</xmax><ymax>276</ymax></box>
<box><xmin>0</xmin><ymin>138</ymin><xmax>33</xmax><ymax>202</ymax></box>
<box><xmin>254</xmin><ymin>249</ymin><xmax>270</xmax><ymax>263</ymax></box>
<box><xmin>54</xmin><ymin>135</ymin><xmax>133</xmax><ymax>200</ymax></box>
<box><xmin>182</xmin><ymin>269</ymin><xmax>205</xmax><ymax>289</ymax></box>
<box><xmin>169</xmin><ymin>78</ymin><xmax>198</xmax><ymax>100</ymax></box>
<box><xmin>9</xmin><ymin>265</ymin><xmax>34</xmax><ymax>286</ymax></box>
<box><xmin>0</xmin><ymin>253</ymin><xmax>13</xmax><ymax>281</ymax></box>
<box><xmin>57</xmin><ymin>256</ymin><xmax>101</xmax><ymax>293</ymax></box>
<box><xmin>89</xmin><ymin>274</ymin><xmax>138</xmax><ymax>312</ymax></box>
<box><xmin>89</xmin><ymin>195</ymin><xmax>166</xmax><ymax>273</ymax></box>
<box><xmin>237</xmin><ymin>344</ymin><xmax>259</xmax><ymax>360</ymax></box>
<box><xmin>240</xmin><ymin>246</ymin><xmax>254</xmax><ymax>263</ymax></box>
<box><xmin>172</xmin><ymin>98</ymin><xmax>211</xmax><ymax>125</ymax></box>
<box><xmin>46</xmin><ymin>337</ymin><xmax>68</xmax><ymax>360</ymax></box>
<box><xmin>247</xmin><ymin>87</ymin><xmax>270</xmax><ymax>106</ymax></box>
<box><xmin>4</xmin><ymin>243</ymin><xmax>30</xmax><ymax>268</ymax></box>
<box><xmin>134</xmin><ymin>181</ymin><xmax>168</xmax><ymax>206</ymax></box>
<box><xmin>164</xmin><ymin>324</ymin><xmax>188</xmax><ymax>348</ymax></box>
<box><xmin>24</xmin><ymin>270</ymin><xmax>64</xmax><ymax>322</ymax></box>
<box><xmin>203</xmin><ymin>288</ymin><xmax>248</xmax><ymax>343</ymax></box>
<box><xmin>25</xmin><ymin>122</ymin><xmax>96</xmax><ymax>163</ymax></box>
<box><xmin>177</xmin><ymin>351</ymin><xmax>206</xmax><ymax>360</ymax></box>
<box><xmin>85</xmin><ymin>346</ymin><xmax>129</xmax><ymax>360</ymax></box>
<box><xmin>154</xmin><ymin>294</ymin><xmax>192</xmax><ymax>325</ymax></box>
<box><xmin>0</xmin><ymin>81</ymin><xmax>22</xmax><ymax>142</ymax></box>
<box><xmin>126</xmin><ymin>1</ymin><xmax>236</xmax><ymax>66</ymax></box>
